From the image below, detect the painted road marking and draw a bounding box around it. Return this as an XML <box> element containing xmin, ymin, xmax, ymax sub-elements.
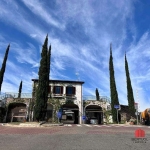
<box><xmin>93</xmin><ymin>125</ymin><xmax>101</xmax><ymax>127</ymax></box>
<box><xmin>104</xmin><ymin>125</ymin><xmax>111</xmax><ymax>127</ymax></box>
<box><xmin>64</xmin><ymin>124</ymin><xmax>72</xmax><ymax>126</ymax></box>
<box><xmin>77</xmin><ymin>125</ymin><xmax>82</xmax><ymax>127</ymax></box>
<box><xmin>84</xmin><ymin>124</ymin><xmax>92</xmax><ymax>127</ymax></box>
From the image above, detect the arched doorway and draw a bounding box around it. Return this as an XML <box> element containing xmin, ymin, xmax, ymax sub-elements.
<box><xmin>61</xmin><ymin>104</ymin><xmax>79</xmax><ymax>124</ymax></box>
<box><xmin>46</xmin><ymin>103</ymin><xmax>53</xmax><ymax>122</ymax></box>
<box><xmin>85</xmin><ymin>105</ymin><xmax>103</xmax><ymax>124</ymax></box>
<box><xmin>7</xmin><ymin>103</ymin><xmax>26</xmax><ymax>122</ymax></box>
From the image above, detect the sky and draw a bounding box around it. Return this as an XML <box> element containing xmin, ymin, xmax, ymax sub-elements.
<box><xmin>0</xmin><ymin>0</ymin><xmax>150</xmax><ymax>112</ymax></box>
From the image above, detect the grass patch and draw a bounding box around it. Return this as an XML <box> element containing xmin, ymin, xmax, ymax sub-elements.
<box><xmin>9</xmin><ymin>122</ymin><xmax>20</xmax><ymax>125</ymax></box>
<box><xmin>23</xmin><ymin>122</ymin><xmax>39</xmax><ymax>124</ymax></box>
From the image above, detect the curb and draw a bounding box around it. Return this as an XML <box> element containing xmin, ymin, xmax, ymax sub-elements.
<box><xmin>1</xmin><ymin>123</ymin><xmax>64</xmax><ymax>128</ymax></box>
<box><xmin>41</xmin><ymin>123</ymin><xmax>64</xmax><ymax>127</ymax></box>
<box><xmin>107</xmin><ymin>124</ymin><xmax>147</xmax><ymax>127</ymax></box>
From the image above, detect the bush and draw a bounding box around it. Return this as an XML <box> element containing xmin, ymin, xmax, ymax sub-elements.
<box><xmin>0</xmin><ymin>107</ymin><xmax>6</xmax><ymax>122</ymax></box>
<box><xmin>120</xmin><ymin>120</ymin><xmax>126</xmax><ymax>124</ymax></box>
<box><xmin>129</xmin><ymin>117</ymin><xmax>136</xmax><ymax>124</ymax></box>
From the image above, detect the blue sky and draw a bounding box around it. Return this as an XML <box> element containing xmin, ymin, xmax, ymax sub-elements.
<box><xmin>0</xmin><ymin>0</ymin><xmax>150</xmax><ymax>111</ymax></box>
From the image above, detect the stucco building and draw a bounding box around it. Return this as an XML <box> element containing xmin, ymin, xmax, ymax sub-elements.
<box><xmin>32</xmin><ymin>79</ymin><xmax>84</xmax><ymax>124</ymax></box>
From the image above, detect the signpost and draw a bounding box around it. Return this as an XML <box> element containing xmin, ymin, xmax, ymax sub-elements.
<box><xmin>134</xmin><ymin>103</ymin><xmax>138</xmax><ymax>110</ymax></box>
<box><xmin>114</xmin><ymin>105</ymin><xmax>120</xmax><ymax>109</ymax></box>
<box><xmin>57</xmin><ymin>112</ymin><xmax>62</xmax><ymax>123</ymax></box>
<box><xmin>114</xmin><ymin>105</ymin><xmax>120</xmax><ymax>124</ymax></box>
<box><xmin>57</xmin><ymin>112</ymin><xmax>62</xmax><ymax>118</ymax></box>
<box><xmin>82</xmin><ymin>116</ymin><xmax>86</xmax><ymax>120</ymax></box>
<box><xmin>135</xmin><ymin>112</ymin><xmax>139</xmax><ymax>116</ymax></box>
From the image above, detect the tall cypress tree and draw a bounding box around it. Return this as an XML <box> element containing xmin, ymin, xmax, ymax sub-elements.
<box><xmin>47</xmin><ymin>45</ymin><xmax>51</xmax><ymax>91</ymax></box>
<box><xmin>34</xmin><ymin>35</ymin><xmax>48</xmax><ymax>121</ymax></box>
<box><xmin>0</xmin><ymin>44</ymin><xmax>10</xmax><ymax>92</ymax></box>
<box><xmin>109</xmin><ymin>44</ymin><xmax>119</xmax><ymax>122</ymax></box>
<box><xmin>18</xmin><ymin>80</ymin><xmax>22</xmax><ymax>98</ymax></box>
<box><xmin>95</xmin><ymin>88</ymin><xmax>100</xmax><ymax>101</ymax></box>
<box><xmin>44</xmin><ymin>45</ymin><xmax>51</xmax><ymax>117</ymax></box>
<box><xmin>47</xmin><ymin>45</ymin><xmax>51</xmax><ymax>79</ymax></box>
<box><xmin>125</xmin><ymin>53</ymin><xmax>135</xmax><ymax>117</ymax></box>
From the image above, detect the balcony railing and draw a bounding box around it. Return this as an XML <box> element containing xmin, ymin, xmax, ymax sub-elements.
<box><xmin>82</xmin><ymin>95</ymin><xmax>110</xmax><ymax>103</ymax></box>
<box><xmin>0</xmin><ymin>93</ymin><xmax>111</xmax><ymax>104</ymax></box>
<box><xmin>3</xmin><ymin>93</ymin><xmax>32</xmax><ymax>99</ymax></box>
<box><xmin>52</xmin><ymin>94</ymin><xmax>64</xmax><ymax>98</ymax></box>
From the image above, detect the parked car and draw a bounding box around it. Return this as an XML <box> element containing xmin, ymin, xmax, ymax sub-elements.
<box><xmin>90</xmin><ymin>118</ymin><xmax>98</xmax><ymax>124</ymax></box>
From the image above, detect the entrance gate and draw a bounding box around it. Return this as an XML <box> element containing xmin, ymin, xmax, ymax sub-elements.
<box><xmin>61</xmin><ymin>104</ymin><xmax>79</xmax><ymax>124</ymax></box>
<box><xmin>85</xmin><ymin>105</ymin><xmax>103</xmax><ymax>124</ymax></box>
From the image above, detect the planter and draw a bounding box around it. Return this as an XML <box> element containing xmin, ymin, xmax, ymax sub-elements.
<box><xmin>130</xmin><ymin>122</ymin><xmax>134</xmax><ymax>125</ymax></box>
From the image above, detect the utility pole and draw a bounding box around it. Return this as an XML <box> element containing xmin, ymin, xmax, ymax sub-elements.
<box><xmin>136</xmin><ymin>89</ymin><xmax>139</xmax><ymax>125</ymax></box>
<box><xmin>136</xmin><ymin>105</ymin><xmax>138</xmax><ymax>125</ymax></box>
<box><xmin>117</xmin><ymin>108</ymin><xmax>119</xmax><ymax>124</ymax></box>
<box><xmin>135</xmin><ymin>102</ymin><xmax>138</xmax><ymax>125</ymax></box>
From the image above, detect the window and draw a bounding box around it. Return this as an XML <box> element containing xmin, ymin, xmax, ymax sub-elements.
<box><xmin>107</xmin><ymin>105</ymin><xmax>111</xmax><ymax>110</ymax></box>
<box><xmin>66</xmin><ymin>86</ymin><xmax>75</xmax><ymax>95</ymax></box>
<box><xmin>53</xmin><ymin>86</ymin><xmax>63</xmax><ymax>94</ymax></box>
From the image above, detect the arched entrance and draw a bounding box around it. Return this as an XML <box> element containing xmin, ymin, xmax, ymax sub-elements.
<box><xmin>61</xmin><ymin>104</ymin><xmax>79</xmax><ymax>124</ymax></box>
<box><xmin>85</xmin><ymin>105</ymin><xmax>103</xmax><ymax>124</ymax></box>
<box><xmin>7</xmin><ymin>103</ymin><xmax>26</xmax><ymax>122</ymax></box>
<box><xmin>46</xmin><ymin>103</ymin><xmax>53</xmax><ymax>122</ymax></box>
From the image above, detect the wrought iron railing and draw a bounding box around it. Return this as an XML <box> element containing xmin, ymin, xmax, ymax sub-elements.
<box><xmin>0</xmin><ymin>93</ymin><xmax>111</xmax><ymax>103</ymax></box>
<box><xmin>0</xmin><ymin>93</ymin><xmax>32</xmax><ymax>100</ymax></box>
<box><xmin>82</xmin><ymin>95</ymin><xmax>111</xmax><ymax>103</ymax></box>
<box><xmin>0</xmin><ymin>92</ymin><xmax>6</xmax><ymax>100</ymax></box>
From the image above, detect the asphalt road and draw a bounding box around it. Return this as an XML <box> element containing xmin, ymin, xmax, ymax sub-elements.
<box><xmin>0</xmin><ymin>124</ymin><xmax>150</xmax><ymax>150</ymax></box>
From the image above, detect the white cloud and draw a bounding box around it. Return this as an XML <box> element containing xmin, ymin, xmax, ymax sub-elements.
<box><xmin>0</xmin><ymin>0</ymin><xmax>150</xmax><ymax>111</ymax></box>
<box><xmin>10</xmin><ymin>42</ymin><xmax>39</xmax><ymax>67</ymax></box>
<box><xmin>30</xmin><ymin>34</ymin><xmax>37</xmax><ymax>38</ymax></box>
<box><xmin>21</xmin><ymin>0</ymin><xmax>65</xmax><ymax>30</ymax></box>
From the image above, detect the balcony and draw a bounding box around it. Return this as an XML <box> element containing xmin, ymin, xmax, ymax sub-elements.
<box><xmin>82</xmin><ymin>95</ymin><xmax>110</xmax><ymax>103</ymax></box>
<box><xmin>51</xmin><ymin>93</ymin><xmax>64</xmax><ymax>98</ymax></box>
<box><xmin>65</xmin><ymin>94</ymin><xmax>76</xmax><ymax>99</ymax></box>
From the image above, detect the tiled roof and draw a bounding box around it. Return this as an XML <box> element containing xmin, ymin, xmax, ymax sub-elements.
<box><xmin>32</xmin><ymin>79</ymin><xmax>84</xmax><ymax>84</ymax></box>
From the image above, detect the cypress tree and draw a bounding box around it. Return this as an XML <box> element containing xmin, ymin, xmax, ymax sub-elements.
<box><xmin>44</xmin><ymin>45</ymin><xmax>51</xmax><ymax>118</ymax></box>
<box><xmin>18</xmin><ymin>80</ymin><xmax>22</xmax><ymax>98</ymax></box>
<box><xmin>47</xmin><ymin>45</ymin><xmax>51</xmax><ymax>92</ymax></box>
<box><xmin>47</xmin><ymin>45</ymin><xmax>51</xmax><ymax>79</ymax></box>
<box><xmin>0</xmin><ymin>44</ymin><xmax>10</xmax><ymax>92</ymax></box>
<box><xmin>125</xmin><ymin>53</ymin><xmax>135</xmax><ymax>117</ymax></box>
<box><xmin>95</xmin><ymin>88</ymin><xmax>100</xmax><ymax>101</ymax></box>
<box><xmin>109</xmin><ymin>44</ymin><xmax>119</xmax><ymax>123</ymax></box>
<box><xmin>34</xmin><ymin>35</ymin><xmax>48</xmax><ymax>121</ymax></box>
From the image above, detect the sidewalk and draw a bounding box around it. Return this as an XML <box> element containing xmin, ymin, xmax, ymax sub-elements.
<box><xmin>1</xmin><ymin>122</ymin><xmax>63</xmax><ymax>127</ymax></box>
<box><xmin>107</xmin><ymin>122</ymin><xmax>146</xmax><ymax>127</ymax></box>
<box><xmin>1</xmin><ymin>122</ymin><xmax>147</xmax><ymax>128</ymax></box>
